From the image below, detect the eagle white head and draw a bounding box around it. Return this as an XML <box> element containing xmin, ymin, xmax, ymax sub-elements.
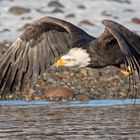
<box><xmin>56</xmin><ymin>48</ymin><xmax>91</xmax><ymax>68</ymax></box>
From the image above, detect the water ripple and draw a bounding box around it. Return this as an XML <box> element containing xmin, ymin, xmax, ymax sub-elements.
<box><xmin>0</xmin><ymin>99</ymin><xmax>140</xmax><ymax>139</ymax></box>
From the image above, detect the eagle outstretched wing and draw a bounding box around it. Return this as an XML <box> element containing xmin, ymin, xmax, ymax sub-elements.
<box><xmin>97</xmin><ymin>20</ymin><xmax>140</xmax><ymax>99</ymax></box>
<box><xmin>0</xmin><ymin>16</ymin><xmax>93</xmax><ymax>98</ymax></box>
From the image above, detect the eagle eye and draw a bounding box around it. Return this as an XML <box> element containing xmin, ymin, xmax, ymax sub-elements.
<box><xmin>65</xmin><ymin>58</ymin><xmax>71</xmax><ymax>62</ymax></box>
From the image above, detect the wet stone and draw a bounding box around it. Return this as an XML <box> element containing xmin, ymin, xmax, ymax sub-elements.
<box><xmin>0</xmin><ymin>29</ymin><xmax>10</xmax><ymax>33</ymax></box>
<box><xmin>79</xmin><ymin>19</ymin><xmax>95</xmax><ymax>26</ymax></box>
<box><xmin>131</xmin><ymin>18</ymin><xmax>140</xmax><ymax>25</ymax></box>
<box><xmin>36</xmin><ymin>9</ymin><xmax>48</xmax><ymax>14</ymax></box>
<box><xmin>123</xmin><ymin>9</ymin><xmax>134</xmax><ymax>12</ymax></box>
<box><xmin>48</xmin><ymin>1</ymin><xmax>64</xmax><ymax>8</ymax></box>
<box><xmin>21</xmin><ymin>17</ymin><xmax>32</xmax><ymax>20</ymax></box>
<box><xmin>44</xmin><ymin>87</ymin><xmax>74</xmax><ymax>101</ymax></box>
<box><xmin>107</xmin><ymin>0</ymin><xmax>131</xmax><ymax>4</ymax></box>
<box><xmin>101</xmin><ymin>10</ymin><xmax>112</xmax><ymax>17</ymax></box>
<box><xmin>65</xmin><ymin>14</ymin><xmax>76</xmax><ymax>18</ymax></box>
<box><xmin>50</xmin><ymin>8</ymin><xmax>64</xmax><ymax>14</ymax></box>
<box><xmin>78</xmin><ymin>5</ymin><xmax>86</xmax><ymax>9</ymax></box>
<box><xmin>8</xmin><ymin>6</ymin><xmax>31</xmax><ymax>15</ymax></box>
<box><xmin>75</xmin><ymin>94</ymin><xmax>89</xmax><ymax>101</ymax></box>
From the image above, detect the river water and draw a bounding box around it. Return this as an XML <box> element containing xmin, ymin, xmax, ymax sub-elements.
<box><xmin>0</xmin><ymin>99</ymin><xmax>140</xmax><ymax>140</ymax></box>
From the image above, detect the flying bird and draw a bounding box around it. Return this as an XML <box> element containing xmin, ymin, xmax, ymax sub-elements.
<box><xmin>0</xmin><ymin>16</ymin><xmax>140</xmax><ymax>99</ymax></box>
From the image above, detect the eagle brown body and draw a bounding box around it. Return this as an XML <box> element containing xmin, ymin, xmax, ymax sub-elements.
<box><xmin>0</xmin><ymin>16</ymin><xmax>140</xmax><ymax>99</ymax></box>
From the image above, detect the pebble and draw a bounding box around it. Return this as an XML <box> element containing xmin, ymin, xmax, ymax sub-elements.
<box><xmin>8</xmin><ymin>6</ymin><xmax>31</xmax><ymax>15</ymax></box>
<box><xmin>65</xmin><ymin>14</ymin><xmax>75</xmax><ymax>18</ymax></box>
<box><xmin>48</xmin><ymin>1</ymin><xmax>64</xmax><ymax>8</ymax></box>
<box><xmin>107</xmin><ymin>0</ymin><xmax>131</xmax><ymax>4</ymax></box>
<box><xmin>131</xmin><ymin>18</ymin><xmax>140</xmax><ymax>25</ymax></box>
<box><xmin>79</xmin><ymin>19</ymin><xmax>95</xmax><ymax>26</ymax></box>
<box><xmin>101</xmin><ymin>10</ymin><xmax>112</xmax><ymax>17</ymax></box>
<box><xmin>50</xmin><ymin>8</ymin><xmax>64</xmax><ymax>14</ymax></box>
<box><xmin>78</xmin><ymin>5</ymin><xmax>86</xmax><ymax>9</ymax></box>
<box><xmin>75</xmin><ymin>94</ymin><xmax>89</xmax><ymax>101</ymax></box>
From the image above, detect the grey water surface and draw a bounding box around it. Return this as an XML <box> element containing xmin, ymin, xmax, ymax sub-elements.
<box><xmin>0</xmin><ymin>99</ymin><xmax>140</xmax><ymax>140</ymax></box>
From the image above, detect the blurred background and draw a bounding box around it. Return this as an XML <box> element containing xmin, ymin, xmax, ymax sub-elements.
<box><xmin>0</xmin><ymin>0</ymin><xmax>140</xmax><ymax>43</ymax></box>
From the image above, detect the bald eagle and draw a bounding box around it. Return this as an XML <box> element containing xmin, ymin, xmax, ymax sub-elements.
<box><xmin>0</xmin><ymin>16</ymin><xmax>140</xmax><ymax>99</ymax></box>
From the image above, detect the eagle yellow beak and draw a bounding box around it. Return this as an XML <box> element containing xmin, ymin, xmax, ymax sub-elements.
<box><xmin>56</xmin><ymin>58</ymin><xmax>66</xmax><ymax>67</ymax></box>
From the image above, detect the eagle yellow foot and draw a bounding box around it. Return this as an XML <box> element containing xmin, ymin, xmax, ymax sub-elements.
<box><xmin>120</xmin><ymin>66</ymin><xmax>133</xmax><ymax>77</ymax></box>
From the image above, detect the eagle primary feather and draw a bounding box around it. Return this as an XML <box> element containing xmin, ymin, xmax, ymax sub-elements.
<box><xmin>0</xmin><ymin>16</ymin><xmax>140</xmax><ymax>99</ymax></box>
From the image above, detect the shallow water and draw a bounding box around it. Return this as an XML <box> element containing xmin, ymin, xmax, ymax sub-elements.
<box><xmin>0</xmin><ymin>99</ymin><xmax>140</xmax><ymax>140</ymax></box>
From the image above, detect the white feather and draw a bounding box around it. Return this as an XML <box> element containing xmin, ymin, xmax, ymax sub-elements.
<box><xmin>61</xmin><ymin>48</ymin><xmax>91</xmax><ymax>68</ymax></box>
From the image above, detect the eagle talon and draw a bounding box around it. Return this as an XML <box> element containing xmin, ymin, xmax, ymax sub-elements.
<box><xmin>120</xmin><ymin>66</ymin><xmax>133</xmax><ymax>77</ymax></box>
